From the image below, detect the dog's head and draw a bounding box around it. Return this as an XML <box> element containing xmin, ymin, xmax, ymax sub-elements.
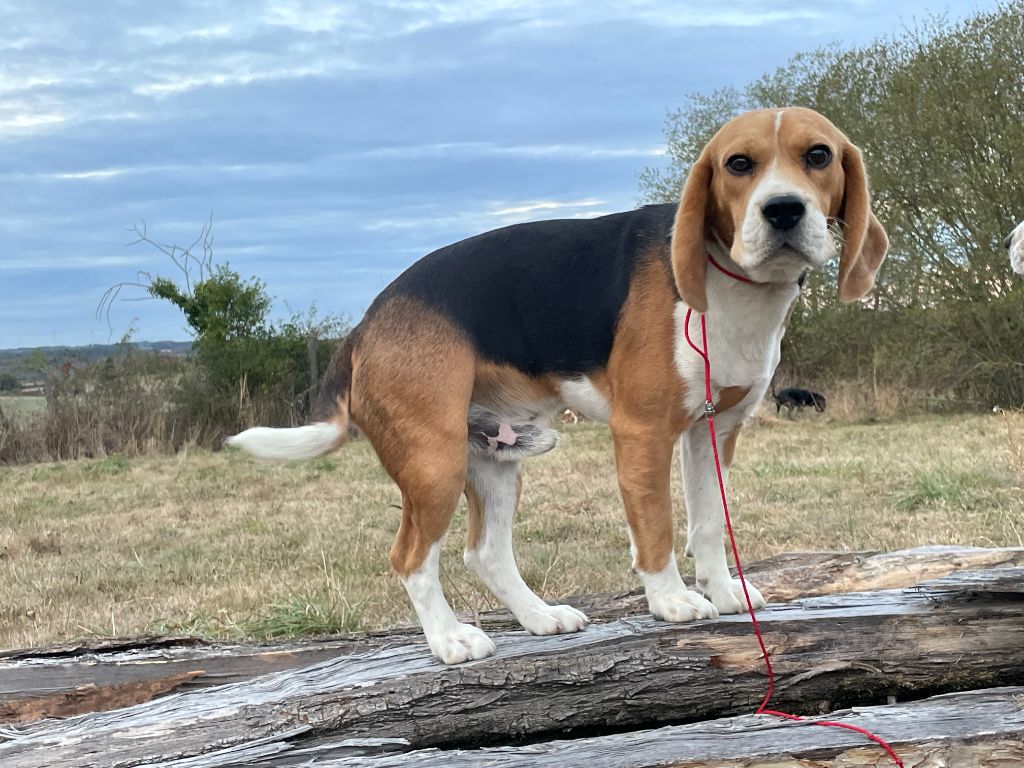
<box><xmin>1006</xmin><ymin>220</ymin><xmax>1024</xmax><ymax>275</ymax></box>
<box><xmin>671</xmin><ymin>107</ymin><xmax>889</xmax><ymax>312</ymax></box>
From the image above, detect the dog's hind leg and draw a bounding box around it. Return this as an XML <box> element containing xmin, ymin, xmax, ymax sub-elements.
<box><xmin>464</xmin><ymin>455</ymin><xmax>588</xmax><ymax>635</ymax></box>
<box><xmin>352</xmin><ymin>311</ymin><xmax>495</xmax><ymax>665</ymax></box>
<box><xmin>393</xmin><ymin>469</ymin><xmax>495</xmax><ymax>665</ymax></box>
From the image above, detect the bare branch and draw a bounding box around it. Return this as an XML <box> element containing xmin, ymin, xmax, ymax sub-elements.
<box><xmin>100</xmin><ymin>220</ymin><xmax>217</xmax><ymax>340</ymax></box>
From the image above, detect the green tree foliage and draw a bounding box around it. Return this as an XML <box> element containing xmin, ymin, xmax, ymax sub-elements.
<box><xmin>104</xmin><ymin>219</ymin><xmax>349</xmax><ymax>437</ymax></box>
<box><xmin>149</xmin><ymin>267</ymin><xmax>271</xmax><ymax>342</ymax></box>
<box><xmin>640</xmin><ymin>1</ymin><xmax>1024</xmax><ymax>408</ymax></box>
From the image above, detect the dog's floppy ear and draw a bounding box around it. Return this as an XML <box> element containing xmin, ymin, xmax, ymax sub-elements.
<box><xmin>671</xmin><ymin>149</ymin><xmax>714</xmax><ymax>313</ymax></box>
<box><xmin>837</xmin><ymin>141</ymin><xmax>888</xmax><ymax>302</ymax></box>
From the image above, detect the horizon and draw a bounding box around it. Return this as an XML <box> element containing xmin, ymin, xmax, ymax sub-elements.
<box><xmin>0</xmin><ymin>0</ymin><xmax>990</xmax><ymax>349</ymax></box>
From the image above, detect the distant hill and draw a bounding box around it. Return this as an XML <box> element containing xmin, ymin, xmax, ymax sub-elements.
<box><xmin>0</xmin><ymin>341</ymin><xmax>193</xmax><ymax>383</ymax></box>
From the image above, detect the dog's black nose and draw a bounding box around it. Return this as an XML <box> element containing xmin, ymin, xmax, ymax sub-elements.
<box><xmin>762</xmin><ymin>195</ymin><xmax>806</xmax><ymax>232</ymax></box>
<box><xmin>1005</xmin><ymin>233</ymin><xmax>1014</xmax><ymax>250</ymax></box>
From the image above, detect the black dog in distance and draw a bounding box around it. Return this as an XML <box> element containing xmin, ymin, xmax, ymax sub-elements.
<box><xmin>772</xmin><ymin>387</ymin><xmax>827</xmax><ymax>416</ymax></box>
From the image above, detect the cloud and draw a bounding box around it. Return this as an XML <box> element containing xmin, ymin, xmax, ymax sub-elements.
<box><xmin>361</xmin><ymin>142</ymin><xmax>665</xmax><ymax>161</ymax></box>
<box><xmin>0</xmin><ymin>254</ymin><xmax>151</xmax><ymax>271</ymax></box>
<box><xmin>261</xmin><ymin>0</ymin><xmax>361</xmax><ymax>33</ymax></box>
<box><xmin>132</xmin><ymin>63</ymin><xmax>341</xmax><ymax>97</ymax></box>
<box><xmin>490</xmin><ymin>198</ymin><xmax>606</xmax><ymax>217</ymax></box>
<box><xmin>50</xmin><ymin>168</ymin><xmax>129</xmax><ymax>180</ymax></box>
<box><xmin>0</xmin><ymin>0</ymin><xmax>991</xmax><ymax>347</ymax></box>
<box><xmin>0</xmin><ymin>0</ymin><xmax>845</xmax><ymax>136</ymax></box>
<box><xmin>0</xmin><ymin>112</ymin><xmax>66</xmax><ymax>129</ymax></box>
<box><xmin>361</xmin><ymin>197</ymin><xmax>615</xmax><ymax>237</ymax></box>
<box><xmin>128</xmin><ymin>23</ymin><xmax>237</xmax><ymax>44</ymax></box>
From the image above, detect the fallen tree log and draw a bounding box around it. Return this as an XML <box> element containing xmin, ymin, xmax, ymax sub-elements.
<box><xmin>2</xmin><ymin>544</ymin><xmax>1020</xmax><ymax>723</ymax></box>
<box><xmin>0</xmin><ymin>567</ymin><xmax>1021</xmax><ymax>768</ymax></box>
<box><xmin>274</xmin><ymin>687</ymin><xmax>1024</xmax><ymax>768</ymax></box>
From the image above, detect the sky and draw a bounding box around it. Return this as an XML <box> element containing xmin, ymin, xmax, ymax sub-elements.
<box><xmin>0</xmin><ymin>0</ymin><xmax>994</xmax><ymax>348</ymax></box>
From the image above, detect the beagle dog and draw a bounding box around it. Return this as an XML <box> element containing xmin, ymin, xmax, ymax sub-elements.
<box><xmin>1007</xmin><ymin>220</ymin><xmax>1024</xmax><ymax>274</ymax></box>
<box><xmin>228</xmin><ymin>107</ymin><xmax>888</xmax><ymax>665</ymax></box>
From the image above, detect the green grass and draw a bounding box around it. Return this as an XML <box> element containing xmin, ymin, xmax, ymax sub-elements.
<box><xmin>894</xmin><ymin>469</ymin><xmax>988</xmax><ymax>512</ymax></box>
<box><xmin>1</xmin><ymin>410</ymin><xmax>1022</xmax><ymax>649</ymax></box>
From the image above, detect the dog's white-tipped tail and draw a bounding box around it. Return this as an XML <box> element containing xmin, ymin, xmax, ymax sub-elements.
<box><xmin>229</xmin><ymin>334</ymin><xmax>357</xmax><ymax>461</ymax></box>
<box><xmin>225</xmin><ymin>421</ymin><xmax>345</xmax><ymax>461</ymax></box>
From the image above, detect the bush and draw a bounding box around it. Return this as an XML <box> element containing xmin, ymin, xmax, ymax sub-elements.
<box><xmin>174</xmin><ymin>310</ymin><xmax>346</xmax><ymax>443</ymax></box>
<box><xmin>1</xmin><ymin>351</ymin><xmax>188</xmax><ymax>464</ymax></box>
<box><xmin>777</xmin><ymin>289</ymin><xmax>1024</xmax><ymax>412</ymax></box>
<box><xmin>96</xmin><ymin>220</ymin><xmax>350</xmax><ymax>447</ymax></box>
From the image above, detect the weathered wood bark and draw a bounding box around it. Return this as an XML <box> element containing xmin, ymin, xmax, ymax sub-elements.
<box><xmin>3</xmin><ymin>544</ymin><xmax>1019</xmax><ymax>723</ymax></box>
<box><xmin>281</xmin><ymin>688</ymin><xmax>1024</xmax><ymax>768</ymax></box>
<box><xmin>737</xmin><ymin>543</ymin><xmax>1024</xmax><ymax>601</ymax></box>
<box><xmin>0</xmin><ymin>568</ymin><xmax>1021</xmax><ymax>768</ymax></box>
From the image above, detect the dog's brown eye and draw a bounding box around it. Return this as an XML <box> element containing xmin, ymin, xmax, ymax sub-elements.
<box><xmin>806</xmin><ymin>145</ymin><xmax>832</xmax><ymax>169</ymax></box>
<box><xmin>725</xmin><ymin>154</ymin><xmax>754</xmax><ymax>175</ymax></box>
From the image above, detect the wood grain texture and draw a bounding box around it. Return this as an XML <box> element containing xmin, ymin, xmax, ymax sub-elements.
<box><xmin>0</xmin><ymin>567</ymin><xmax>1022</xmax><ymax>768</ymax></box>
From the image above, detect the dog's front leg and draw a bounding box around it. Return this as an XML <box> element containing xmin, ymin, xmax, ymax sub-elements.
<box><xmin>680</xmin><ymin>418</ymin><xmax>766</xmax><ymax>615</ymax></box>
<box><xmin>612</xmin><ymin>417</ymin><xmax>717</xmax><ymax>622</ymax></box>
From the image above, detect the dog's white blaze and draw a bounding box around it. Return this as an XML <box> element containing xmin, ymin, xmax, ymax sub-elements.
<box><xmin>225</xmin><ymin>422</ymin><xmax>341</xmax><ymax>460</ymax></box>
<box><xmin>559</xmin><ymin>376</ymin><xmax>612</xmax><ymax>422</ymax></box>
<box><xmin>464</xmin><ymin>457</ymin><xmax>589</xmax><ymax>635</ymax></box>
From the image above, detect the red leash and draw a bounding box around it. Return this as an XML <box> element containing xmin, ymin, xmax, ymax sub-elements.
<box><xmin>683</xmin><ymin>266</ymin><xmax>904</xmax><ymax>766</ymax></box>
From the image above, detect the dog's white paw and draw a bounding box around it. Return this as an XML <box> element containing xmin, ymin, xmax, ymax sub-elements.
<box><xmin>648</xmin><ymin>588</ymin><xmax>718</xmax><ymax>622</ymax></box>
<box><xmin>518</xmin><ymin>604</ymin><xmax>589</xmax><ymax>635</ymax></box>
<box><xmin>702</xmin><ymin>577</ymin><xmax>766</xmax><ymax>615</ymax></box>
<box><xmin>428</xmin><ymin>623</ymin><xmax>496</xmax><ymax>665</ymax></box>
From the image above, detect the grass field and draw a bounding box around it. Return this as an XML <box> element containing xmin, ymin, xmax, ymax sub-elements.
<box><xmin>1</xmin><ymin>410</ymin><xmax>1022</xmax><ymax>650</ymax></box>
<box><xmin>0</xmin><ymin>395</ymin><xmax>45</xmax><ymax>421</ymax></box>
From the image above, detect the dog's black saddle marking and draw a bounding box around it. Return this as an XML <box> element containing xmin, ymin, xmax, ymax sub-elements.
<box><xmin>367</xmin><ymin>204</ymin><xmax>678</xmax><ymax>376</ymax></box>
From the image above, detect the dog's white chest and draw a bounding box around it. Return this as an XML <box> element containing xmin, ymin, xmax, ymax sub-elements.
<box><xmin>672</xmin><ymin>282</ymin><xmax>793</xmax><ymax>419</ymax></box>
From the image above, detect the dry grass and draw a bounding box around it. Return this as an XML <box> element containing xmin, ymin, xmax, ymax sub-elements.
<box><xmin>1</xmin><ymin>410</ymin><xmax>1022</xmax><ymax>650</ymax></box>
<box><xmin>0</xmin><ymin>396</ymin><xmax>46</xmax><ymax>421</ymax></box>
